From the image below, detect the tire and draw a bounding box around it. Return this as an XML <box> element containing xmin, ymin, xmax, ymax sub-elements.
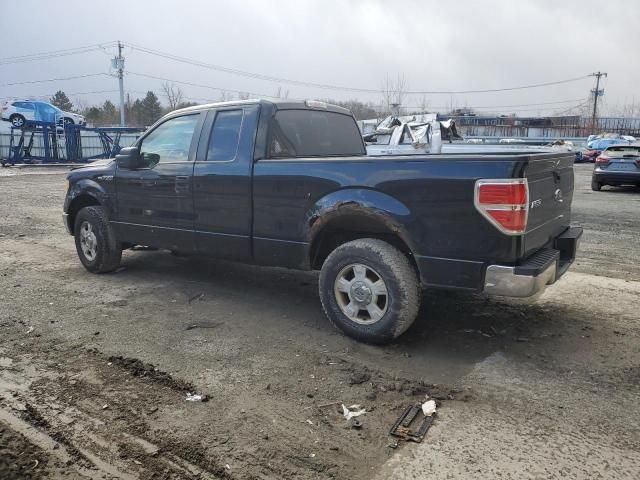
<box><xmin>10</xmin><ymin>114</ymin><xmax>25</xmax><ymax>128</ymax></box>
<box><xmin>591</xmin><ymin>179</ymin><xmax>602</xmax><ymax>191</ymax></box>
<box><xmin>63</xmin><ymin>117</ymin><xmax>74</xmax><ymax>126</ymax></box>
<box><xmin>74</xmin><ymin>206</ymin><xmax>122</xmax><ymax>273</ymax></box>
<box><xmin>319</xmin><ymin>238</ymin><xmax>420</xmax><ymax>344</ymax></box>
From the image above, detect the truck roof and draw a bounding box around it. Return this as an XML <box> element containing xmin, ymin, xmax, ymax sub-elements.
<box><xmin>172</xmin><ymin>98</ymin><xmax>352</xmax><ymax>116</ymax></box>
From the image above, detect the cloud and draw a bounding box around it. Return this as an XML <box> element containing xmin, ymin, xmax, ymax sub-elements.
<box><xmin>2</xmin><ymin>0</ymin><xmax>638</xmax><ymax>115</ymax></box>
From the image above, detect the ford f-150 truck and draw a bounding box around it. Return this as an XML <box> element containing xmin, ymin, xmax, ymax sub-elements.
<box><xmin>63</xmin><ymin>99</ymin><xmax>582</xmax><ymax>344</ymax></box>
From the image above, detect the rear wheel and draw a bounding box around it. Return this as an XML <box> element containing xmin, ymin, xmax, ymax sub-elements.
<box><xmin>591</xmin><ymin>179</ymin><xmax>602</xmax><ymax>191</ymax></box>
<box><xmin>9</xmin><ymin>114</ymin><xmax>25</xmax><ymax>128</ymax></box>
<box><xmin>319</xmin><ymin>238</ymin><xmax>420</xmax><ymax>344</ymax></box>
<box><xmin>74</xmin><ymin>206</ymin><xmax>122</xmax><ymax>273</ymax></box>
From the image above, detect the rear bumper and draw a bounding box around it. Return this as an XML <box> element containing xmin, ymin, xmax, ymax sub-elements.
<box><xmin>593</xmin><ymin>170</ymin><xmax>640</xmax><ymax>185</ymax></box>
<box><xmin>483</xmin><ymin>227</ymin><xmax>583</xmax><ymax>297</ymax></box>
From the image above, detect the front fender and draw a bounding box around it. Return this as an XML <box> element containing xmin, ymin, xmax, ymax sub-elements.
<box><xmin>65</xmin><ymin>178</ymin><xmax>114</xmax><ymax>217</ymax></box>
<box><xmin>305</xmin><ymin>188</ymin><xmax>415</xmax><ymax>251</ymax></box>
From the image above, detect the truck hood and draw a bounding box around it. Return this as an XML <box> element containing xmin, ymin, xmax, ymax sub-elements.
<box><xmin>71</xmin><ymin>158</ymin><xmax>114</xmax><ymax>170</ymax></box>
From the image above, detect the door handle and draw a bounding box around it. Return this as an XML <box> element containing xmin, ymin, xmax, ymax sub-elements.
<box><xmin>175</xmin><ymin>175</ymin><xmax>190</xmax><ymax>192</ymax></box>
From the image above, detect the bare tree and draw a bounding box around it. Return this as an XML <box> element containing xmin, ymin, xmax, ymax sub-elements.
<box><xmin>418</xmin><ymin>96</ymin><xmax>429</xmax><ymax>113</ymax></box>
<box><xmin>73</xmin><ymin>97</ymin><xmax>89</xmax><ymax>115</ymax></box>
<box><xmin>162</xmin><ymin>82</ymin><xmax>184</xmax><ymax>110</ymax></box>
<box><xmin>218</xmin><ymin>90</ymin><xmax>234</xmax><ymax>102</ymax></box>
<box><xmin>381</xmin><ymin>73</ymin><xmax>406</xmax><ymax>116</ymax></box>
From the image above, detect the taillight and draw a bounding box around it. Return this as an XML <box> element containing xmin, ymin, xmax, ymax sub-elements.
<box><xmin>474</xmin><ymin>179</ymin><xmax>529</xmax><ymax>235</ymax></box>
<box><xmin>595</xmin><ymin>155</ymin><xmax>609</xmax><ymax>166</ymax></box>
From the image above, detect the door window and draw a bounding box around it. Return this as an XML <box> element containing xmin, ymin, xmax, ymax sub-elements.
<box><xmin>206</xmin><ymin>110</ymin><xmax>243</xmax><ymax>161</ymax></box>
<box><xmin>35</xmin><ymin>103</ymin><xmax>59</xmax><ymax>122</ymax></box>
<box><xmin>139</xmin><ymin>114</ymin><xmax>199</xmax><ymax>167</ymax></box>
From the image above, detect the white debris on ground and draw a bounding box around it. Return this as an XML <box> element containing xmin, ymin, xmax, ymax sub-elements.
<box><xmin>422</xmin><ymin>398</ymin><xmax>437</xmax><ymax>417</ymax></box>
<box><xmin>342</xmin><ymin>404</ymin><xmax>367</xmax><ymax>420</ymax></box>
<box><xmin>185</xmin><ymin>393</ymin><xmax>208</xmax><ymax>402</ymax></box>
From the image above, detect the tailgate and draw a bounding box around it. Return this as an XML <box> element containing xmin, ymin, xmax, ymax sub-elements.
<box><xmin>522</xmin><ymin>152</ymin><xmax>574</xmax><ymax>258</ymax></box>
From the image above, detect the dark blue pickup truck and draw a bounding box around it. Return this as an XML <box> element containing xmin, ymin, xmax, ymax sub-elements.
<box><xmin>63</xmin><ymin>99</ymin><xmax>582</xmax><ymax>344</ymax></box>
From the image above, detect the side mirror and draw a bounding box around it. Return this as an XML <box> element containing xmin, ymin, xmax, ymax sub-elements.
<box><xmin>115</xmin><ymin>147</ymin><xmax>140</xmax><ymax>169</ymax></box>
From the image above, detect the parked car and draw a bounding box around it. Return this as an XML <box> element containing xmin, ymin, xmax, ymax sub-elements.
<box><xmin>63</xmin><ymin>99</ymin><xmax>581</xmax><ymax>344</ymax></box>
<box><xmin>580</xmin><ymin>137</ymin><xmax>629</xmax><ymax>163</ymax></box>
<box><xmin>591</xmin><ymin>143</ymin><xmax>640</xmax><ymax>191</ymax></box>
<box><xmin>1</xmin><ymin>99</ymin><xmax>85</xmax><ymax>128</ymax></box>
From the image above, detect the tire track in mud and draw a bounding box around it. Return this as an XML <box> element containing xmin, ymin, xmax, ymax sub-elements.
<box><xmin>0</xmin><ymin>341</ymin><xmax>468</xmax><ymax>479</ymax></box>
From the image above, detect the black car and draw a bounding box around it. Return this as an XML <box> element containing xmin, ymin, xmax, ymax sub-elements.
<box><xmin>592</xmin><ymin>143</ymin><xmax>640</xmax><ymax>191</ymax></box>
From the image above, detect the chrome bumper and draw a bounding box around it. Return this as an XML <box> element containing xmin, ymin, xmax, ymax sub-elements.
<box><xmin>484</xmin><ymin>261</ymin><xmax>557</xmax><ymax>297</ymax></box>
<box><xmin>62</xmin><ymin>213</ymin><xmax>72</xmax><ymax>234</ymax></box>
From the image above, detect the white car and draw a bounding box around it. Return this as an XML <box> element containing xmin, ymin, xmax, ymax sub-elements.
<box><xmin>1</xmin><ymin>99</ymin><xmax>85</xmax><ymax>128</ymax></box>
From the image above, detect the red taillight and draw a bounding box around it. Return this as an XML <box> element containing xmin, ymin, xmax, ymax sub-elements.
<box><xmin>475</xmin><ymin>179</ymin><xmax>529</xmax><ymax>235</ymax></box>
<box><xmin>595</xmin><ymin>155</ymin><xmax>609</xmax><ymax>165</ymax></box>
<box><xmin>478</xmin><ymin>183</ymin><xmax>528</xmax><ymax>205</ymax></box>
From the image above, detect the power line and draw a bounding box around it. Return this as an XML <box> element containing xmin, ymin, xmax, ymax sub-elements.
<box><xmin>1</xmin><ymin>73</ymin><xmax>109</xmax><ymax>86</ymax></box>
<box><xmin>127</xmin><ymin>71</ymin><xmax>286</xmax><ymax>99</ymax></box>
<box><xmin>0</xmin><ymin>42</ymin><xmax>118</xmax><ymax>65</ymax></box>
<box><xmin>399</xmin><ymin>97</ymin><xmax>588</xmax><ymax>110</ymax></box>
<box><xmin>1</xmin><ymin>39</ymin><xmax>595</xmax><ymax>97</ymax></box>
<box><xmin>127</xmin><ymin>42</ymin><xmax>591</xmax><ymax>95</ymax></box>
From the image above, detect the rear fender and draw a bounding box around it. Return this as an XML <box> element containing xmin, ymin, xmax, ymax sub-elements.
<box><xmin>305</xmin><ymin>188</ymin><xmax>415</xmax><ymax>255</ymax></box>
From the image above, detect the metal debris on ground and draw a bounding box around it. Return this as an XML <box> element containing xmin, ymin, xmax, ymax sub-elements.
<box><xmin>350</xmin><ymin>418</ymin><xmax>363</xmax><ymax>429</ymax></box>
<box><xmin>185</xmin><ymin>393</ymin><xmax>209</xmax><ymax>402</ymax></box>
<box><xmin>390</xmin><ymin>404</ymin><xmax>435</xmax><ymax>443</ymax></box>
<box><xmin>341</xmin><ymin>404</ymin><xmax>366</xmax><ymax>421</ymax></box>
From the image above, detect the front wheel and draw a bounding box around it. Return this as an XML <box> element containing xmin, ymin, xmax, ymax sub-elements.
<box><xmin>319</xmin><ymin>238</ymin><xmax>420</xmax><ymax>344</ymax></box>
<box><xmin>74</xmin><ymin>206</ymin><xmax>122</xmax><ymax>273</ymax></box>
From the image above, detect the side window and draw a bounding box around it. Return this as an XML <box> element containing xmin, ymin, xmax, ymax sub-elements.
<box><xmin>139</xmin><ymin>114</ymin><xmax>199</xmax><ymax>167</ymax></box>
<box><xmin>206</xmin><ymin>110</ymin><xmax>243</xmax><ymax>161</ymax></box>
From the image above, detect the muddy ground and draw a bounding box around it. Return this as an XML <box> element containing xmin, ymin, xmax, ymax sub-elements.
<box><xmin>0</xmin><ymin>163</ymin><xmax>638</xmax><ymax>479</ymax></box>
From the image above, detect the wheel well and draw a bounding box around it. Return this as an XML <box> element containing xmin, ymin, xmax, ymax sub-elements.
<box><xmin>309</xmin><ymin>214</ymin><xmax>418</xmax><ymax>273</ymax></box>
<box><xmin>68</xmin><ymin>194</ymin><xmax>100</xmax><ymax>233</ymax></box>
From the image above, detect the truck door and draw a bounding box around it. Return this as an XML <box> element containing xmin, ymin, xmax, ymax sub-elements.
<box><xmin>192</xmin><ymin>104</ymin><xmax>259</xmax><ymax>261</ymax></box>
<box><xmin>114</xmin><ymin>112</ymin><xmax>204</xmax><ymax>251</ymax></box>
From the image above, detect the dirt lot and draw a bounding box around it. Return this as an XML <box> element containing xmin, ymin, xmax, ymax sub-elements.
<box><xmin>0</xmin><ymin>163</ymin><xmax>638</xmax><ymax>479</ymax></box>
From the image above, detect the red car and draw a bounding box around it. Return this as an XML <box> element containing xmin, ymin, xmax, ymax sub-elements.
<box><xmin>580</xmin><ymin>148</ymin><xmax>599</xmax><ymax>163</ymax></box>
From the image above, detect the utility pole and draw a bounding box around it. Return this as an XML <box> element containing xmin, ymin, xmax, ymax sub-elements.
<box><xmin>590</xmin><ymin>71</ymin><xmax>607</xmax><ymax>134</ymax></box>
<box><xmin>112</xmin><ymin>41</ymin><xmax>126</xmax><ymax>126</ymax></box>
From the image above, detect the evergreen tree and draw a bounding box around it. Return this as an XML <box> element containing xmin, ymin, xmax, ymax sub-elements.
<box><xmin>84</xmin><ymin>106</ymin><xmax>102</xmax><ymax>125</ymax></box>
<box><xmin>101</xmin><ymin>100</ymin><xmax>118</xmax><ymax>125</ymax></box>
<box><xmin>140</xmin><ymin>91</ymin><xmax>162</xmax><ymax>126</ymax></box>
<box><xmin>50</xmin><ymin>90</ymin><xmax>73</xmax><ymax>111</ymax></box>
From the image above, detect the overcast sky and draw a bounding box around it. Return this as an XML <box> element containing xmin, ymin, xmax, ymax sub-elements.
<box><xmin>1</xmin><ymin>0</ymin><xmax>638</xmax><ymax>116</ymax></box>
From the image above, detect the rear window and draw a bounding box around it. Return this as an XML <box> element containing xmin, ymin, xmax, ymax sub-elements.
<box><xmin>269</xmin><ymin>109</ymin><xmax>365</xmax><ymax>158</ymax></box>
<box><xmin>606</xmin><ymin>146</ymin><xmax>640</xmax><ymax>157</ymax></box>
